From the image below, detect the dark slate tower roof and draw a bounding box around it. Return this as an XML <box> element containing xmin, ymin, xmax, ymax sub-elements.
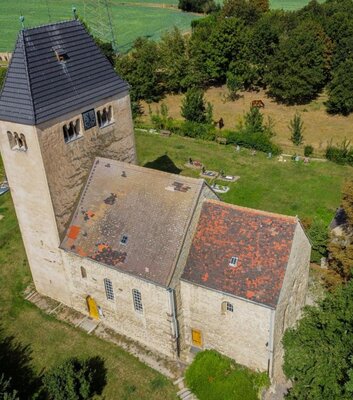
<box><xmin>0</xmin><ymin>20</ymin><xmax>129</xmax><ymax>125</ymax></box>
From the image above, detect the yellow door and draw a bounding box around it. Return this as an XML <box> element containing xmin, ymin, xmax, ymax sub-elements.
<box><xmin>191</xmin><ymin>329</ymin><xmax>202</xmax><ymax>347</ymax></box>
<box><xmin>86</xmin><ymin>296</ymin><xmax>99</xmax><ymax>319</ymax></box>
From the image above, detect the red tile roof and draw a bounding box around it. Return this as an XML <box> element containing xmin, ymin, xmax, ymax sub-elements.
<box><xmin>181</xmin><ymin>200</ymin><xmax>298</xmax><ymax>308</ymax></box>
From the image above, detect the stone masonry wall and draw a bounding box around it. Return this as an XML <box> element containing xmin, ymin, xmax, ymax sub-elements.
<box><xmin>37</xmin><ymin>92</ymin><xmax>136</xmax><ymax>238</ymax></box>
<box><xmin>0</xmin><ymin>121</ymin><xmax>72</xmax><ymax>305</ymax></box>
<box><xmin>62</xmin><ymin>251</ymin><xmax>177</xmax><ymax>359</ymax></box>
<box><xmin>172</xmin><ymin>185</ymin><xmax>219</xmax><ymax>356</ymax></box>
<box><xmin>271</xmin><ymin>222</ymin><xmax>311</xmax><ymax>381</ymax></box>
<box><xmin>180</xmin><ymin>280</ymin><xmax>272</xmax><ymax>371</ymax></box>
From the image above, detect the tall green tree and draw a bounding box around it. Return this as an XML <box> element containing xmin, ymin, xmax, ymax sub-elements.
<box><xmin>283</xmin><ymin>280</ymin><xmax>353</xmax><ymax>400</ymax></box>
<box><xmin>159</xmin><ymin>28</ymin><xmax>188</xmax><ymax>93</ymax></box>
<box><xmin>243</xmin><ymin>106</ymin><xmax>265</xmax><ymax>134</ymax></box>
<box><xmin>326</xmin><ymin>58</ymin><xmax>353</xmax><ymax>115</ymax></box>
<box><xmin>115</xmin><ymin>38</ymin><xmax>162</xmax><ymax>102</ymax></box>
<box><xmin>307</xmin><ymin>218</ymin><xmax>329</xmax><ymax>263</ymax></box>
<box><xmin>266</xmin><ymin>21</ymin><xmax>331</xmax><ymax>104</ymax></box>
<box><xmin>181</xmin><ymin>88</ymin><xmax>209</xmax><ymax>123</ymax></box>
<box><xmin>289</xmin><ymin>112</ymin><xmax>304</xmax><ymax>145</ymax></box>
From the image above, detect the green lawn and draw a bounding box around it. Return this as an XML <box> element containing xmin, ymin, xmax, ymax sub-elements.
<box><xmin>0</xmin><ymin>0</ymin><xmax>314</xmax><ymax>52</ymax></box>
<box><xmin>185</xmin><ymin>350</ymin><xmax>269</xmax><ymax>400</ymax></box>
<box><xmin>135</xmin><ymin>131</ymin><xmax>352</xmax><ymax>225</ymax></box>
<box><xmin>0</xmin><ymin>160</ymin><xmax>177</xmax><ymax>398</ymax></box>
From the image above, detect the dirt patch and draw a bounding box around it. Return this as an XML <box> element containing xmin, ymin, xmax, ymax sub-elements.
<box><xmin>142</xmin><ymin>86</ymin><xmax>353</xmax><ymax>155</ymax></box>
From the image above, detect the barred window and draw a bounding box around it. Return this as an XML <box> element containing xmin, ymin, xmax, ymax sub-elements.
<box><xmin>132</xmin><ymin>289</ymin><xmax>143</xmax><ymax>313</ymax></box>
<box><xmin>226</xmin><ymin>302</ymin><xmax>234</xmax><ymax>312</ymax></box>
<box><xmin>104</xmin><ymin>278</ymin><xmax>114</xmax><ymax>301</ymax></box>
<box><xmin>221</xmin><ymin>301</ymin><xmax>234</xmax><ymax>314</ymax></box>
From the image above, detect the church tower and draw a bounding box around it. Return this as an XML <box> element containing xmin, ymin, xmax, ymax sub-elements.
<box><xmin>0</xmin><ymin>20</ymin><xmax>136</xmax><ymax>305</ymax></box>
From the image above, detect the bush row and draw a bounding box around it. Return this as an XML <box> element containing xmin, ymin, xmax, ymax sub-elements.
<box><xmin>325</xmin><ymin>140</ymin><xmax>353</xmax><ymax>166</ymax></box>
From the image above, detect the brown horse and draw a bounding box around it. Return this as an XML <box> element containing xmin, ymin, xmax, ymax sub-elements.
<box><xmin>251</xmin><ymin>100</ymin><xmax>265</xmax><ymax>108</ymax></box>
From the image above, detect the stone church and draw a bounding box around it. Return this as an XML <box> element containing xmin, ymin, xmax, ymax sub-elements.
<box><xmin>0</xmin><ymin>20</ymin><xmax>311</xmax><ymax>381</ymax></box>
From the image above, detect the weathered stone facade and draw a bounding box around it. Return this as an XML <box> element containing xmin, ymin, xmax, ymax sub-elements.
<box><xmin>62</xmin><ymin>252</ymin><xmax>178</xmax><ymax>359</ymax></box>
<box><xmin>37</xmin><ymin>92</ymin><xmax>136</xmax><ymax>237</ymax></box>
<box><xmin>180</xmin><ymin>280</ymin><xmax>272</xmax><ymax>371</ymax></box>
<box><xmin>0</xmin><ymin>92</ymin><xmax>136</xmax><ymax>310</ymax></box>
<box><xmin>271</xmin><ymin>223</ymin><xmax>311</xmax><ymax>381</ymax></box>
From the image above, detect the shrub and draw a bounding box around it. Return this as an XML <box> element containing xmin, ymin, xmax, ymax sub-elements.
<box><xmin>185</xmin><ymin>350</ymin><xmax>269</xmax><ymax>400</ymax></box>
<box><xmin>304</xmin><ymin>145</ymin><xmax>314</xmax><ymax>157</ymax></box>
<box><xmin>178</xmin><ymin>121</ymin><xmax>216</xmax><ymax>141</ymax></box>
<box><xmin>325</xmin><ymin>139</ymin><xmax>353</xmax><ymax>166</ymax></box>
<box><xmin>226</xmin><ymin>130</ymin><xmax>281</xmax><ymax>155</ymax></box>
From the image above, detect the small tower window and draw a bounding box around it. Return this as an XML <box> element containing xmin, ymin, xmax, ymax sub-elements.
<box><xmin>8</xmin><ymin>131</ymin><xmax>27</xmax><ymax>151</ymax></box>
<box><xmin>229</xmin><ymin>256</ymin><xmax>238</xmax><ymax>267</ymax></box>
<box><xmin>63</xmin><ymin>119</ymin><xmax>81</xmax><ymax>143</ymax></box>
<box><xmin>132</xmin><ymin>289</ymin><xmax>143</xmax><ymax>313</ymax></box>
<box><xmin>97</xmin><ymin>105</ymin><xmax>113</xmax><ymax>128</ymax></box>
<box><xmin>104</xmin><ymin>278</ymin><xmax>114</xmax><ymax>301</ymax></box>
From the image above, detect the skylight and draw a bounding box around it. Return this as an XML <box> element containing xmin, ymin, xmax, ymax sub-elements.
<box><xmin>229</xmin><ymin>256</ymin><xmax>238</xmax><ymax>267</ymax></box>
<box><xmin>120</xmin><ymin>235</ymin><xmax>128</xmax><ymax>245</ymax></box>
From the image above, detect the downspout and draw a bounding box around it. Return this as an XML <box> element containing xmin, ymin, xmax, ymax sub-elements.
<box><xmin>167</xmin><ymin>288</ymin><xmax>180</xmax><ymax>357</ymax></box>
<box><xmin>267</xmin><ymin>309</ymin><xmax>275</xmax><ymax>378</ymax></box>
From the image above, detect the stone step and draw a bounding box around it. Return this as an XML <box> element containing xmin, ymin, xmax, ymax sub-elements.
<box><xmin>173</xmin><ymin>377</ymin><xmax>184</xmax><ymax>386</ymax></box>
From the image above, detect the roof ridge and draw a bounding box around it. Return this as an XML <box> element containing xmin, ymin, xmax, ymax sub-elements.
<box><xmin>205</xmin><ymin>199</ymin><xmax>297</xmax><ymax>222</ymax></box>
<box><xmin>20</xmin><ymin>30</ymin><xmax>36</xmax><ymax>124</ymax></box>
<box><xmin>22</xmin><ymin>19</ymin><xmax>77</xmax><ymax>33</ymax></box>
<box><xmin>95</xmin><ymin>157</ymin><xmax>205</xmax><ymax>185</ymax></box>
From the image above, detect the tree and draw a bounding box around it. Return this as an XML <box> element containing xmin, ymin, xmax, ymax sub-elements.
<box><xmin>221</xmin><ymin>0</ymin><xmax>262</xmax><ymax>24</ymax></box>
<box><xmin>115</xmin><ymin>38</ymin><xmax>162</xmax><ymax>102</ymax></box>
<box><xmin>243</xmin><ymin>106</ymin><xmax>265</xmax><ymax>134</ymax></box>
<box><xmin>181</xmin><ymin>88</ymin><xmax>210</xmax><ymax>123</ymax></box>
<box><xmin>328</xmin><ymin>179</ymin><xmax>353</xmax><ymax>281</ymax></box>
<box><xmin>283</xmin><ymin>280</ymin><xmax>353</xmax><ymax>399</ymax></box>
<box><xmin>307</xmin><ymin>218</ymin><xmax>329</xmax><ymax>263</ymax></box>
<box><xmin>326</xmin><ymin>58</ymin><xmax>353</xmax><ymax>115</ymax></box>
<box><xmin>159</xmin><ymin>28</ymin><xmax>188</xmax><ymax>93</ymax></box>
<box><xmin>178</xmin><ymin>0</ymin><xmax>217</xmax><ymax>13</ymax></box>
<box><xmin>266</xmin><ymin>21</ymin><xmax>330</xmax><ymax>104</ymax></box>
<box><xmin>289</xmin><ymin>112</ymin><xmax>304</xmax><ymax>145</ymax></box>
<box><xmin>43</xmin><ymin>358</ymin><xmax>95</xmax><ymax>400</ymax></box>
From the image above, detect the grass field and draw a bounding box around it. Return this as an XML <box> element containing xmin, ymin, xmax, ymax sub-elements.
<box><xmin>143</xmin><ymin>87</ymin><xmax>353</xmax><ymax>156</ymax></box>
<box><xmin>0</xmin><ymin>0</ymin><xmax>200</xmax><ymax>53</ymax></box>
<box><xmin>0</xmin><ymin>158</ymin><xmax>177</xmax><ymax>398</ymax></box>
<box><xmin>0</xmin><ymin>0</ymin><xmax>313</xmax><ymax>52</ymax></box>
<box><xmin>135</xmin><ymin>131</ymin><xmax>352</xmax><ymax>225</ymax></box>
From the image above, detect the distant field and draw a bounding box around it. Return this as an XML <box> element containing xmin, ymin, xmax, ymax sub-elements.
<box><xmin>0</xmin><ymin>0</ymin><xmax>312</xmax><ymax>52</ymax></box>
<box><xmin>0</xmin><ymin>0</ymin><xmax>199</xmax><ymax>52</ymax></box>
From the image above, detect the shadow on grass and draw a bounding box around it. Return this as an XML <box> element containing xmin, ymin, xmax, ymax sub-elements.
<box><xmin>0</xmin><ymin>327</ymin><xmax>43</xmax><ymax>398</ymax></box>
<box><xmin>87</xmin><ymin>356</ymin><xmax>107</xmax><ymax>396</ymax></box>
<box><xmin>144</xmin><ymin>154</ymin><xmax>182</xmax><ymax>175</ymax></box>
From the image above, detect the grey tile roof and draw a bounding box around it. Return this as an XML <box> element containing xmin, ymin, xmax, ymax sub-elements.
<box><xmin>0</xmin><ymin>20</ymin><xmax>129</xmax><ymax>125</ymax></box>
<box><xmin>60</xmin><ymin>158</ymin><xmax>205</xmax><ymax>287</ymax></box>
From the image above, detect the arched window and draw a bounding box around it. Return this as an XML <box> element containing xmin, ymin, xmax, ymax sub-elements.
<box><xmin>8</xmin><ymin>131</ymin><xmax>27</xmax><ymax>151</ymax></box>
<box><xmin>19</xmin><ymin>134</ymin><xmax>27</xmax><ymax>150</ymax></box>
<box><xmin>7</xmin><ymin>131</ymin><xmax>15</xmax><ymax>149</ymax></box>
<box><xmin>132</xmin><ymin>289</ymin><xmax>143</xmax><ymax>313</ymax></box>
<box><xmin>80</xmin><ymin>266</ymin><xmax>87</xmax><ymax>279</ymax></box>
<box><xmin>63</xmin><ymin>119</ymin><xmax>81</xmax><ymax>143</ymax></box>
<box><xmin>97</xmin><ymin>105</ymin><xmax>113</xmax><ymax>128</ymax></box>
